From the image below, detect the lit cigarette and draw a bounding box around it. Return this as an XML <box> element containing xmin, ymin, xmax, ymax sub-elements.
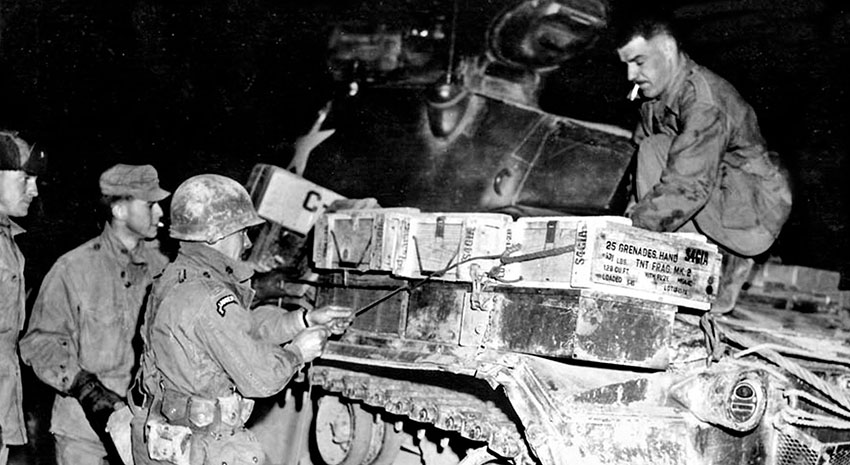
<box><xmin>628</xmin><ymin>83</ymin><xmax>640</xmax><ymax>101</ymax></box>
<box><xmin>157</xmin><ymin>221</ymin><xmax>165</xmax><ymax>228</ymax></box>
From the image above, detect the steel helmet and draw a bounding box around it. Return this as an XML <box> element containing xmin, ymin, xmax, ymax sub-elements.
<box><xmin>170</xmin><ymin>174</ymin><xmax>264</xmax><ymax>243</ymax></box>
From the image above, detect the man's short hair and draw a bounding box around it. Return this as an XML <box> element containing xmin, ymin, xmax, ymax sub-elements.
<box><xmin>613</xmin><ymin>9</ymin><xmax>682</xmax><ymax>50</ymax></box>
<box><xmin>97</xmin><ymin>194</ymin><xmax>134</xmax><ymax>223</ymax></box>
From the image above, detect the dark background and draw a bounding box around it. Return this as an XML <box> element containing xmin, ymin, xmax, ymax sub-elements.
<box><xmin>0</xmin><ymin>0</ymin><xmax>847</xmax><ymax>287</ymax></box>
<box><xmin>1</xmin><ymin>1</ymin><xmax>848</xmax><ymax>461</ymax></box>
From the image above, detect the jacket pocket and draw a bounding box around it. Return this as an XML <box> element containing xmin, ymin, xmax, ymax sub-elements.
<box><xmin>719</xmin><ymin>165</ymin><xmax>760</xmax><ymax>230</ymax></box>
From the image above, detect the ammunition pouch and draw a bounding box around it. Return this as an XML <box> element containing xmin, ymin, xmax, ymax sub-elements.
<box><xmin>146</xmin><ymin>414</ymin><xmax>192</xmax><ymax>465</ymax></box>
<box><xmin>159</xmin><ymin>388</ymin><xmax>255</xmax><ymax>432</ymax></box>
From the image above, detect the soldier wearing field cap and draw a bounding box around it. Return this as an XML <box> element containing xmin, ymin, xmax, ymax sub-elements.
<box><xmin>20</xmin><ymin>163</ymin><xmax>170</xmax><ymax>465</ymax></box>
<box><xmin>0</xmin><ymin>130</ymin><xmax>44</xmax><ymax>465</ymax></box>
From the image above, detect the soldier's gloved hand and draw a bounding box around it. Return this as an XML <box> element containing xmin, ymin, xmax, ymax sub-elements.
<box><xmin>291</xmin><ymin>325</ymin><xmax>332</xmax><ymax>363</ymax></box>
<box><xmin>327</xmin><ymin>198</ymin><xmax>380</xmax><ymax>213</ymax></box>
<box><xmin>305</xmin><ymin>305</ymin><xmax>355</xmax><ymax>335</ymax></box>
<box><xmin>68</xmin><ymin>370</ymin><xmax>125</xmax><ymax>435</ymax></box>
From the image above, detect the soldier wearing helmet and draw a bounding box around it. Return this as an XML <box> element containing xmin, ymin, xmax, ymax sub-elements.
<box><xmin>20</xmin><ymin>163</ymin><xmax>170</xmax><ymax>465</ymax></box>
<box><xmin>0</xmin><ymin>130</ymin><xmax>43</xmax><ymax>465</ymax></box>
<box><xmin>132</xmin><ymin>174</ymin><xmax>353</xmax><ymax>465</ymax></box>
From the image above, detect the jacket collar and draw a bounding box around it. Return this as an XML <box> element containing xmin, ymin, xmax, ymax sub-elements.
<box><xmin>0</xmin><ymin>214</ymin><xmax>25</xmax><ymax>238</ymax></box>
<box><xmin>178</xmin><ymin>241</ymin><xmax>254</xmax><ymax>285</ymax></box>
<box><xmin>656</xmin><ymin>53</ymin><xmax>696</xmax><ymax>117</ymax></box>
<box><xmin>100</xmin><ymin>222</ymin><xmax>153</xmax><ymax>265</ymax></box>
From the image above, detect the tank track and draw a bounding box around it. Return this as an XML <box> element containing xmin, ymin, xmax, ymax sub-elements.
<box><xmin>310</xmin><ymin>364</ymin><xmax>535</xmax><ymax>464</ymax></box>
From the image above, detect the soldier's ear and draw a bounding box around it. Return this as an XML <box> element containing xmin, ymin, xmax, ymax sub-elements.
<box><xmin>658</xmin><ymin>35</ymin><xmax>678</xmax><ymax>60</ymax></box>
<box><xmin>111</xmin><ymin>201</ymin><xmax>128</xmax><ymax>221</ymax></box>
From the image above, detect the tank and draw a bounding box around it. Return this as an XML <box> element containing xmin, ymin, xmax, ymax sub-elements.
<box><xmin>300</xmin><ymin>0</ymin><xmax>634</xmax><ymax>217</ymax></box>
<box><xmin>299</xmin><ymin>267</ymin><xmax>850</xmax><ymax>465</ymax></box>
<box><xmin>245</xmin><ymin>1</ymin><xmax>850</xmax><ymax>464</ymax></box>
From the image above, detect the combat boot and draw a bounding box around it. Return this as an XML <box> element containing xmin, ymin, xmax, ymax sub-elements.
<box><xmin>711</xmin><ymin>253</ymin><xmax>755</xmax><ymax>314</ymax></box>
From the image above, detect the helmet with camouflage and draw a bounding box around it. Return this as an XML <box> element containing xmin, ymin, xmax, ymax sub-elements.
<box><xmin>170</xmin><ymin>174</ymin><xmax>264</xmax><ymax>243</ymax></box>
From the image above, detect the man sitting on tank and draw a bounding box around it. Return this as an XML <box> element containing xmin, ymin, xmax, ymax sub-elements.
<box><xmin>613</xmin><ymin>11</ymin><xmax>792</xmax><ymax>313</ymax></box>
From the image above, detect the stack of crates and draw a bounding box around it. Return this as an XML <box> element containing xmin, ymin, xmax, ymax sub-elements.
<box><xmin>313</xmin><ymin>209</ymin><xmax>721</xmax><ymax>310</ymax></box>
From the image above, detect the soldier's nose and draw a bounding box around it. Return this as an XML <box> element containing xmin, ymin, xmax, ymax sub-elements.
<box><xmin>627</xmin><ymin>65</ymin><xmax>639</xmax><ymax>82</ymax></box>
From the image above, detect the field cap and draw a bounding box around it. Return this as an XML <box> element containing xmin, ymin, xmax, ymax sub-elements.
<box><xmin>99</xmin><ymin>164</ymin><xmax>170</xmax><ymax>201</ymax></box>
<box><xmin>0</xmin><ymin>131</ymin><xmax>46</xmax><ymax>176</ymax></box>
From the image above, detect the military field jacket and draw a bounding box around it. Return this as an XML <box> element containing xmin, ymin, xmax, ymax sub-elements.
<box><xmin>141</xmin><ymin>242</ymin><xmax>305</xmax><ymax>402</ymax></box>
<box><xmin>630</xmin><ymin>56</ymin><xmax>790</xmax><ymax>246</ymax></box>
<box><xmin>0</xmin><ymin>215</ymin><xmax>27</xmax><ymax>446</ymax></box>
<box><xmin>19</xmin><ymin>223</ymin><xmax>168</xmax><ymax>441</ymax></box>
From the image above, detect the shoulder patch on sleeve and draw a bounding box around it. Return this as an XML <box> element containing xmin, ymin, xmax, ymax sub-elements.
<box><xmin>216</xmin><ymin>294</ymin><xmax>238</xmax><ymax>317</ymax></box>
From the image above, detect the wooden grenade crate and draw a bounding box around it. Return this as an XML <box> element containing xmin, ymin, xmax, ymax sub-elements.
<box><xmin>570</xmin><ymin>221</ymin><xmax>722</xmax><ymax>310</ymax></box>
<box><xmin>246</xmin><ymin>164</ymin><xmax>346</xmax><ymax>235</ymax></box>
<box><xmin>500</xmin><ymin>216</ymin><xmax>631</xmax><ymax>287</ymax></box>
<box><xmin>393</xmin><ymin>213</ymin><xmax>512</xmax><ymax>281</ymax></box>
<box><xmin>312</xmin><ymin>208</ymin><xmax>419</xmax><ymax>271</ymax></box>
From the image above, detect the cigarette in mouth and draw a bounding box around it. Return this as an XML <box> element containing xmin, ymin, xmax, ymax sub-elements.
<box><xmin>157</xmin><ymin>222</ymin><xmax>165</xmax><ymax>228</ymax></box>
<box><xmin>627</xmin><ymin>83</ymin><xmax>640</xmax><ymax>101</ymax></box>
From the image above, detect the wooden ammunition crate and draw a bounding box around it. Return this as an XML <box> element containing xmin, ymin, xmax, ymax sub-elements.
<box><xmin>314</xmin><ymin>273</ymin><xmax>409</xmax><ymax>336</ymax></box>
<box><xmin>500</xmin><ymin>216</ymin><xmax>631</xmax><ymax>287</ymax></box>
<box><xmin>458</xmin><ymin>287</ymin><xmax>676</xmax><ymax>369</ymax></box>
<box><xmin>570</xmin><ymin>221</ymin><xmax>722</xmax><ymax>310</ymax></box>
<box><xmin>312</xmin><ymin>208</ymin><xmax>419</xmax><ymax>271</ymax></box>
<box><xmin>316</xmin><ymin>278</ymin><xmax>676</xmax><ymax>370</ymax></box>
<box><xmin>312</xmin><ymin>208</ymin><xmax>722</xmax><ymax>310</ymax></box>
<box><xmin>393</xmin><ymin>213</ymin><xmax>512</xmax><ymax>281</ymax></box>
<box><xmin>246</xmin><ymin>164</ymin><xmax>346</xmax><ymax>235</ymax></box>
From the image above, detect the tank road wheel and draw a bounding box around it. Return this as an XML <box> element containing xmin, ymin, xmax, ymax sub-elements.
<box><xmin>313</xmin><ymin>396</ymin><xmax>373</xmax><ymax>465</ymax></box>
<box><xmin>458</xmin><ymin>447</ymin><xmax>507</xmax><ymax>465</ymax></box>
<box><xmin>366</xmin><ymin>416</ymin><xmax>403</xmax><ymax>465</ymax></box>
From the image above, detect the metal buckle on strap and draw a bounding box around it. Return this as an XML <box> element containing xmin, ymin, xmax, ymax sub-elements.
<box><xmin>128</xmin><ymin>377</ymin><xmax>151</xmax><ymax>410</ymax></box>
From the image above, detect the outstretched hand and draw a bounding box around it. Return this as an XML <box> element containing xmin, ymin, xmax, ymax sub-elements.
<box><xmin>307</xmin><ymin>305</ymin><xmax>355</xmax><ymax>335</ymax></box>
<box><xmin>291</xmin><ymin>325</ymin><xmax>332</xmax><ymax>362</ymax></box>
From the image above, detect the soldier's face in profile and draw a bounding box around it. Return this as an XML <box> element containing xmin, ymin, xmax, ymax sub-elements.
<box><xmin>123</xmin><ymin>198</ymin><xmax>164</xmax><ymax>240</ymax></box>
<box><xmin>0</xmin><ymin>170</ymin><xmax>38</xmax><ymax>217</ymax></box>
<box><xmin>217</xmin><ymin>228</ymin><xmax>252</xmax><ymax>261</ymax></box>
<box><xmin>617</xmin><ymin>34</ymin><xmax>678</xmax><ymax>100</ymax></box>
